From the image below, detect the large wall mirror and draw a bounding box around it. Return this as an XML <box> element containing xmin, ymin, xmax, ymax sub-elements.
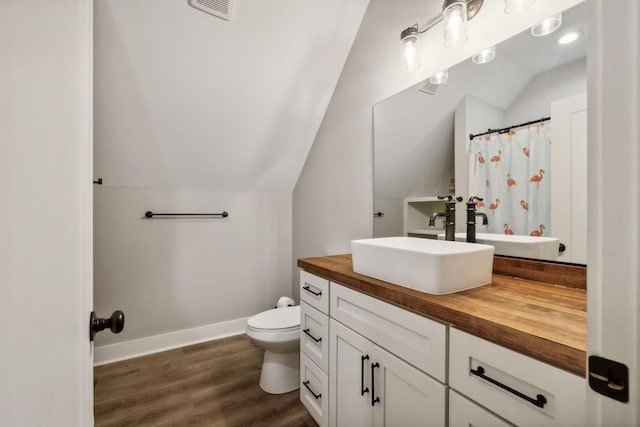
<box><xmin>373</xmin><ymin>2</ymin><xmax>586</xmax><ymax>264</ymax></box>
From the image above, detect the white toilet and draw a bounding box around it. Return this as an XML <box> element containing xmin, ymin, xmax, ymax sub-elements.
<box><xmin>246</xmin><ymin>305</ymin><xmax>301</xmax><ymax>394</ymax></box>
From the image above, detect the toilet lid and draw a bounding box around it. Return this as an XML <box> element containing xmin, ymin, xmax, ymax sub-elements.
<box><xmin>247</xmin><ymin>305</ymin><xmax>300</xmax><ymax>330</ymax></box>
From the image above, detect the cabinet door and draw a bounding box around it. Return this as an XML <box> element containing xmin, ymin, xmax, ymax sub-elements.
<box><xmin>329</xmin><ymin>319</ymin><xmax>374</xmax><ymax>427</ymax></box>
<box><xmin>372</xmin><ymin>345</ymin><xmax>446</xmax><ymax>427</ymax></box>
<box><xmin>449</xmin><ymin>390</ymin><xmax>513</xmax><ymax>427</ymax></box>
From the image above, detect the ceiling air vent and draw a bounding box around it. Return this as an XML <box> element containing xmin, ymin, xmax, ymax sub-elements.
<box><xmin>189</xmin><ymin>0</ymin><xmax>233</xmax><ymax>21</ymax></box>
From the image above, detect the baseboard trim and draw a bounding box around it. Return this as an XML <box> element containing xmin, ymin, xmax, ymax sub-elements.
<box><xmin>93</xmin><ymin>317</ymin><xmax>249</xmax><ymax>366</ymax></box>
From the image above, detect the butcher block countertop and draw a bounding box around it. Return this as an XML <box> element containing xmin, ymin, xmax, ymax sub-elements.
<box><xmin>298</xmin><ymin>254</ymin><xmax>587</xmax><ymax>376</ymax></box>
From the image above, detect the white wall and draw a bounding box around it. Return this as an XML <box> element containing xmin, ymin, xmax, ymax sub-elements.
<box><xmin>293</xmin><ymin>0</ymin><xmax>582</xmax><ymax>291</ymax></box>
<box><xmin>93</xmin><ymin>0</ymin><xmax>369</xmax><ymax>358</ymax></box>
<box><xmin>93</xmin><ymin>187</ymin><xmax>291</xmax><ymax>347</ymax></box>
<box><xmin>504</xmin><ymin>57</ymin><xmax>587</xmax><ymax>125</ymax></box>
<box><xmin>373</xmin><ymin>197</ymin><xmax>404</xmax><ymax>237</ymax></box>
<box><xmin>374</xmin><ymin>86</ymin><xmax>454</xmax><ymax>199</ymax></box>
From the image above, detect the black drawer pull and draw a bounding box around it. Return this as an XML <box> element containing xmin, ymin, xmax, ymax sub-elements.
<box><xmin>470</xmin><ymin>366</ymin><xmax>547</xmax><ymax>408</ymax></box>
<box><xmin>303</xmin><ymin>380</ymin><xmax>321</xmax><ymax>400</ymax></box>
<box><xmin>371</xmin><ymin>362</ymin><xmax>380</xmax><ymax>406</ymax></box>
<box><xmin>303</xmin><ymin>328</ymin><xmax>322</xmax><ymax>342</ymax></box>
<box><xmin>361</xmin><ymin>355</ymin><xmax>370</xmax><ymax>395</ymax></box>
<box><xmin>302</xmin><ymin>284</ymin><xmax>322</xmax><ymax>296</ymax></box>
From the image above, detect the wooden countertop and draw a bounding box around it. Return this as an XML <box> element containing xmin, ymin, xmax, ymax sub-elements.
<box><xmin>298</xmin><ymin>254</ymin><xmax>587</xmax><ymax>376</ymax></box>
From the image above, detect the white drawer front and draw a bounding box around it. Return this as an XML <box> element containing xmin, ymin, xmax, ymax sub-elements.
<box><xmin>449</xmin><ymin>328</ymin><xmax>586</xmax><ymax>427</ymax></box>
<box><xmin>330</xmin><ymin>283</ymin><xmax>447</xmax><ymax>383</ymax></box>
<box><xmin>300</xmin><ymin>352</ymin><xmax>328</xmax><ymax>427</ymax></box>
<box><xmin>449</xmin><ymin>389</ymin><xmax>513</xmax><ymax>427</ymax></box>
<box><xmin>300</xmin><ymin>270</ymin><xmax>330</xmax><ymax>315</ymax></box>
<box><xmin>301</xmin><ymin>302</ymin><xmax>329</xmax><ymax>373</ymax></box>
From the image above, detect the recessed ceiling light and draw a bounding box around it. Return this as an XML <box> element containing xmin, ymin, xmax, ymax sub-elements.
<box><xmin>429</xmin><ymin>70</ymin><xmax>449</xmax><ymax>85</ymax></box>
<box><xmin>557</xmin><ymin>31</ymin><xmax>581</xmax><ymax>45</ymax></box>
<box><xmin>472</xmin><ymin>45</ymin><xmax>496</xmax><ymax>64</ymax></box>
<box><xmin>531</xmin><ymin>13</ymin><xmax>562</xmax><ymax>37</ymax></box>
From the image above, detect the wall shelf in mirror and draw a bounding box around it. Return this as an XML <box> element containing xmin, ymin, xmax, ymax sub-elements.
<box><xmin>404</xmin><ymin>196</ymin><xmax>445</xmax><ymax>239</ymax></box>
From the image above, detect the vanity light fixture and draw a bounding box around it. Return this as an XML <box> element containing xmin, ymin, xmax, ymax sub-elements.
<box><xmin>400</xmin><ymin>0</ymin><xmax>484</xmax><ymax>71</ymax></box>
<box><xmin>557</xmin><ymin>31</ymin><xmax>581</xmax><ymax>45</ymax></box>
<box><xmin>401</xmin><ymin>26</ymin><xmax>421</xmax><ymax>72</ymax></box>
<box><xmin>504</xmin><ymin>0</ymin><xmax>535</xmax><ymax>15</ymax></box>
<box><xmin>531</xmin><ymin>13</ymin><xmax>562</xmax><ymax>37</ymax></box>
<box><xmin>443</xmin><ymin>0</ymin><xmax>468</xmax><ymax>48</ymax></box>
<box><xmin>472</xmin><ymin>45</ymin><xmax>496</xmax><ymax>64</ymax></box>
<box><xmin>429</xmin><ymin>69</ymin><xmax>449</xmax><ymax>85</ymax></box>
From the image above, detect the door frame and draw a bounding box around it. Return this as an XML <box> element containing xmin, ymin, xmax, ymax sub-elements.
<box><xmin>586</xmin><ymin>0</ymin><xmax>640</xmax><ymax>424</ymax></box>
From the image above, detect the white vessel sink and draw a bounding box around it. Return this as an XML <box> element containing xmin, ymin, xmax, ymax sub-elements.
<box><xmin>351</xmin><ymin>237</ymin><xmax>494</xmax><ymax>295</ymax></box>
<box><xmin>438</xmin><ymin>233</ymin><xmax>560</xmax><ymax>260</ymax></box>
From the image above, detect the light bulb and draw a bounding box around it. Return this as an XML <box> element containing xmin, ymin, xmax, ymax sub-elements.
<box><xmin>401</xmin><ymin>32</ymin><xmax>421</xmax><ymax>72</ymax></box>
<box><xmin>443</xmin><ymin>1</ymin><xmax>467</xmax><ymax>48</ymax></box>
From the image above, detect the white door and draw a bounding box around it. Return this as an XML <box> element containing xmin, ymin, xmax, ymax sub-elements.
<box><xmin>372</xmin><ymin>344</ymin><xmax>446</xmax><ymax>427</ymax></box>
<box><xmin>551</xmin><ymin>93</ymin><xmax>587</xmax><ymax>264</ymax></box>
<box><xmin>0</xmin><ymin>1</ymin><xmax>94</xmax><ymax>426</ymax></box>
<box><xmin>330</xmin><ymin>319</ymin><xmax>374</xmax><ymax>427</ymax></box>
<box><xmin>587</xmin><ymin>0</ymin><xmax>640</xmax><ymax>425</ymax></box>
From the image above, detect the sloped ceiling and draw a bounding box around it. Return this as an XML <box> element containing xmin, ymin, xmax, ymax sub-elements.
<box><xmin>94</xmin><ymin>0</ymin><xmax>369</xmax><ymax>192</ymax></box>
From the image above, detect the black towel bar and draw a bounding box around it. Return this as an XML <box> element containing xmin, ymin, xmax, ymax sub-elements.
<box><xmin>144</xmin><ymin>211</ymin><xmax>229</xmax><ymax>218</ymax></box>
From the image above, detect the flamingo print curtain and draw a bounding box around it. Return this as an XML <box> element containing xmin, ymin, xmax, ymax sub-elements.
<box><xmin>470</xmin><ymin>124</ymin><xmax>551</xmax><ymax>237</ymax></box>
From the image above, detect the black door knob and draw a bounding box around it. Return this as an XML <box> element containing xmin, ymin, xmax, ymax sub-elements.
<box><xmin>90</xmin><ymin>310</ymin><xmax>125</xmax><ymax>341</ymax></box>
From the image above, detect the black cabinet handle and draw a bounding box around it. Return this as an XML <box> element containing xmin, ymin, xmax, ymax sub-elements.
<box><xmin>371</xmin><ymin>362</ymin><xmax>380</xmax><ymax>406</ymax></box>
<box><xmin>470</xmin><ymin>366</ymin><xmax>547</xmax><ymax>408</ymax></box>
<box><xmin>303</xmin><ymin>328</ymin><xmax>322</xmax><ymax>342</ymax></box>
<box><xmin>361</xmin><ymin>355</ymin><xmax>370</xmax><ymax>395</ymax></box>
<box><xmin>302</xmin><ymin>284</ymin><xmax>322</xmax><ymax>296</ymax></box>
<box><xmin>303</xmin><ymin>380</ymin><xmax>321</xmax><ymax>400</ymax></box>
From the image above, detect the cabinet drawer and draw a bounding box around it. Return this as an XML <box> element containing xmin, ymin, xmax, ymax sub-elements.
<box><xmin>449</xmin><ymin>389</ymin><xmax>513</xmax><ymax>427</ymax></box>
<box><xmin>300</xmin><ymin>352</ymin><xmax>328</xmax><ymax>427</ymax></box>
<box><xmin>330</xmin><ymin>283</ymin><xmax>447</xmax><ymax>383</ymax></box>
<box><xmin>300</xmin><ymin>270</ymin><xmax>330</xmax><ymax>315</ymax></box>
<box><xmin>449</xmin><ymin>328</ymin><xmax>586</xmax><ymax>427</ymax></box>
<box><xmin>301</xmin><ymin>302</ymin><xmax>329</xmax><ymax>373</ymax></box>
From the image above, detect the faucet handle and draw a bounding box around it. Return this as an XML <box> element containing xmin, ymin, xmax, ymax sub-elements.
<box><xmin>468</xmin><ymin>196</ymin><xmax>483</xmax><ymax>203</ymax></box>
<box><xmin>438</xmin><ymin>195</ymin><xmax>463</xmax><ymax>202</ymax></box>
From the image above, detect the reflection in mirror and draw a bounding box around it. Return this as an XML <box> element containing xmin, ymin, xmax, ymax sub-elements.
<box><xmin>373</xmin><ymin>2</ymin><xmax>586</xmax><ymax>264</ymax></box>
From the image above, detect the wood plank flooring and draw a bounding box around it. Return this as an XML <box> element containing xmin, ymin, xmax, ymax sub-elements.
<box><xmin>94</xmin><ymin>334</ymin><xmax>317</xmax><ymax>427</ymax></box>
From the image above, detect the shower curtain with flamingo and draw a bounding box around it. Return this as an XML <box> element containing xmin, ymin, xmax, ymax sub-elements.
<box><xmin>470</xmin><ymin>124</ymin><xmax>551</xmax><ymax>237</ymax></box>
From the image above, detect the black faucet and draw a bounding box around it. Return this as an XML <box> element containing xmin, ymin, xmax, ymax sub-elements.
<box><xmin>466</xmin><ymin>196</ymin><xmax>489</xmax><ymax>243</ymax></box>
<box><xmin>429</xmin><ymin>195</ymin><xmax>462</xmax><ymax>241</ymax></box>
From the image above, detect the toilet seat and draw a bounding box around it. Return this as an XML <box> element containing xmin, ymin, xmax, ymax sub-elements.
<box><xmin>247</xmin><ymin>306</ymin><xmax>300</xmax><ymax>331</ymax></box>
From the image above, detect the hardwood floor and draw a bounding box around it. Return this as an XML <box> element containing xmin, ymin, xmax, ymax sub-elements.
<box><xmin>94</xmin><ymin>334</ymin><xmax>317</xmax><ymax>427</ymax></box>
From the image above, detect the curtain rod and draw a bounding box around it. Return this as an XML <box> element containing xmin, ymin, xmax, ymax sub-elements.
<box><xmin>469</xmin><ymin>116</ymin><xmax>550</xmax><ymax>141</ymax></box>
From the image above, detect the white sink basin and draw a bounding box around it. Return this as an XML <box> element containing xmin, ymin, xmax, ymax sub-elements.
<box><xmin>351</xmin><ymin>237</ymin><xmax>494</xmax><ymax>295</ymax></box>
<box><xmin>437</xmin><ymin>233</ymin><xmax>560</xmax><ymax>260</ymax></box>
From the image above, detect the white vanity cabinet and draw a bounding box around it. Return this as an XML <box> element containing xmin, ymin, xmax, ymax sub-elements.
<box><xmin>299</xmin><ymin>271</ymin><xmax>330</xmax><ymax>427</ymax></box>
<box><xmin>449</xmin><ymin>328</ymin><xmax>587</xmax><ymax>427</ymax></box>
<box><xmin>329</xmin><ymin>283</ymin><xmax>447</xmax><ymax>427</ymax></box>
<box><xmin>299</xmin><ymin>268</ymin><xmax>586</xmax><ymax>427</ymax></box>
